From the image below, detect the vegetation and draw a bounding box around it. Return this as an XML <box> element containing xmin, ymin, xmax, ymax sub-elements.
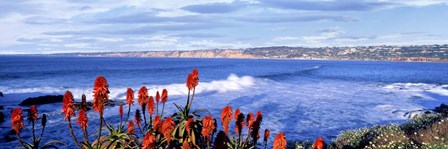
<box><xmin>294</xmin><ymin>113</ymin><xmax>448</xmax><ymax>149</ymax></box>
<box><xmin>11</xmin><ymin>69</ymin><xmax>288</xmax><ymax>149</ymax></box>
<box><xmin>10</xmin><ymin>68</ymin><xmax>448</xmax><ymax>149</ymax></box>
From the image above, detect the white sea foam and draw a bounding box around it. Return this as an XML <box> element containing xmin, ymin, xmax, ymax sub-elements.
<box><xmin>0</xmin><ymin>74</ymin><xmax>255</xmax><ymax>101</ymax></box>
<box><xmin>383</xmin><ymin>83</ymin><xmax>448</xmax><ymax>100</ymax></box>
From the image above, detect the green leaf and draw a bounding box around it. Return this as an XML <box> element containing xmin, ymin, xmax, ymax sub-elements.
<box><xmin>192</xmin><ymin>109</ymin><xmax>210</xmax><ymax>115</ymax></box>
<box><xmin>41</xmin><ymin>140</ymin><xmax>66</xmax><ymax>149</ymax></box>
<box><xmin>23</xmin><ymin>142</ymin><xmax>33</xmax><ymax>149</ymax></box>
<box><xmin>174</xmin><ymin>103</ymin><xmax>185</xmax><ymax>112</ymax></box>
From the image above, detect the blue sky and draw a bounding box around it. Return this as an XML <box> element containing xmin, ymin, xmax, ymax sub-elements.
<box><xmin>1</xmin><ymin>0</ymin><xmax>448</xmax><ymax>54</ymax></box>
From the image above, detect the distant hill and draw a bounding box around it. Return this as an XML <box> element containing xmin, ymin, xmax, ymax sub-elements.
<box><xmin>74</xmin><ymin>45</ymin><xmax>448</xmax><ymax>62</ymax></box>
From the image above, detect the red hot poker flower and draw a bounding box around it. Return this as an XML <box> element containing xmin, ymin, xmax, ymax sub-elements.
<box><xmin>186</xmin><ymin>118</ymin><xmax>194</xmax><ymax>134</ymax></box>
<box><xmin>161</xmin><ymin>89</ymin><xmax>168</xmax><ymax>104</ymax></box>
<box><xmin>147</xmin><ymin>96</ymin><xmax>155</xmax><ymax>115</ymax></box>
<box><xmin>162</xmin><ymin>117</ymin><xmax>175</xmax><ymax>145</ymax></box>
<box><xmin>142</xmin><ymin>132</ymin><xmax>156</xmax><ymax>149</ymax></box>
<box><xmin>28</xmin><ymin>105</ymin><xmax>38</xmax><ymax>122</ymax></box>
<box><xmin>153</xmin><ymin>115</ymin><xmax>162</xmax><ymax>132</ymax></box>
<box><xmin>128</xmin><ymin>121</ymin><xmax>135</xmax><ymax>135</ymax></box>
<box><xmin>191</xmin><ymin>68</ymin><xmax>199</xmax><ymax>87</ymax></box>
<box><xmin>234</xmin><ymin>108</ymin><xmax>241</xmax><ymax>121</ymax></box>
<box><xmin>273</xmin><ymin>132</ymin><xmax>287</xmax><ymax>149</ymax></box>
<box><xmin>77</xmin><ymin>109</ymin><xmax>88</xmax><ymax>131</ymax></box>
<box><xmin>186</xmin><ymin>68</ymin><xmax>200</xmax><ymax>90</ymax></box>
<box><xmin>246</xmin><ymin>112</ymin><xmax>254</xmax><ymax>129</ymax></box>
<box><xmin>235</xmin><ymin>112</ymin><xmax>245</xmax><ymax>136</ymax></box>
<box><xmin>138</xmin><ymin>86</ymin><xmax>148</xmax><ymax>106</ymax></box>
<box><xmin>11</xmin><ymin>108</ymin><xmax>24</xmax><ymax>134</ymax></box>
<box><xmin>220</xmin><ymin>105</ymin><xmax>232</xmax><ymax>134</ymax></box>
<box><xmin>313</xmin><ymin>137</ymin><xmax>325</xmax><ymax>149</ymax></box>
<box><xmin>251</xmin><ymin>111</ymin><xmax>263</xmax><ymax>139</ymax></box>
<box><xmin>202</xmin><ymin>115</ymin><xmax>215</xmax><ymax>142</ymax></box>
<box><xmin>93</xmin><ymin>76</ymin><xmax>109</xmax><ymax>113</ymax></box>
<box><xmin>256</xmin><ymin>111</ymin><xmax>263</xmax><ymax>122</ymax></box>
<box><xmin>81</xmin><ymin>94</ymin><xmax>87</xmax><ymax>110</ymax></box>
<box><xmin>264</xmin><ymin>129</ymin><xmax>270</xmax><ymax>142</ymax></box>
<box><xmin>119</xmin><ymin>104</ymin><xmax>123</xmax><ymax>118</ymax></box>
<box><xmin>62</xmin><ymin>91</ymin><xmax>75</xmax><ymax>121</ymax></box>
<box><xmin>186</xmin><ymin>73</ymin><xmax>194</xmax><ymax>90</ymax></box>
<box><xmin>182</xmin><ymin>141</ymin><xmax>190</xmax><ymax>149</ymax></box>
<box><xmin>126</xmin><ymin>88</ymin><xmax>134</xmax><ymax>105</ymax></box>
<box><xmin>135</xmin><ymin>110</ymin><xmax>142</xmax><ymax>127</ymax></box>
<box><xmin>155</xmin><ymin>91</ymin><xmax>160</xmax><ymax>104</ymax></box>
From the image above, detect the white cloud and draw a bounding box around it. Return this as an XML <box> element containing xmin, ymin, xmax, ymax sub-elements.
<box><xmin>380</xmin><ymin>0</ymin><xmax>448</xmax><ymax>6</ymax></box>
<box><xmin>64</xmin><ymin>43</ymin><xmax>90</xmax><ymax>48</ymax></box>
<box><xmin>0</xmin><ymin>0</ymin><xmax>447</xmax><ymax>54</ymax></box>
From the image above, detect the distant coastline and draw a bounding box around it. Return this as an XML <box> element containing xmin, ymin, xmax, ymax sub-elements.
<box><xmin>67</xmin><ymin>45</ymin><xmax>448</xmax><ymax>62</ymax></box>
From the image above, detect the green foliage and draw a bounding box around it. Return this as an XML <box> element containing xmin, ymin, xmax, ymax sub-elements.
<box><xmin>402</xmin><ymin>113</ymin><xmax>443</xmax><ymax>134</ymax></box>
<box><xmin>332</xmin><ymin>113</ymin><xmax>448</xmax><ymax>149</ymax></box>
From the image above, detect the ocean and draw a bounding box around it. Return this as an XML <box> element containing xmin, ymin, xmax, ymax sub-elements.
<box><xmin>1</xmin><ymin>55</ymin><xmax>448</xmax><ymax>147</ymax></box>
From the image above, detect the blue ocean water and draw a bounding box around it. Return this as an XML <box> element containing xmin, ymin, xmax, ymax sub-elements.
<box><xmin>0</xmin><ymin>55</ymin><xmax>448</xmax><ymax>147</ymax></box>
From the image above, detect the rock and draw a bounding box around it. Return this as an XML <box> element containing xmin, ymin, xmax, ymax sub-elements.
<box><xmin>0</xmin><ymin>91</ymin><xmax>3</xmax><ymax>97</ymax></box>
<box><xmin>0</xmin><ymin>105</ymin><xmax>3</xmax><ymax>110</ymax></box>
<box><xmin>434</xmin><ymin>103</ymin><xmax>448</xmax><ymax>115</ymax></box>
<box><xmin>74</xmin><ymin>100</ymin><xmax>123</xmax><ymax>111</ymax></box>
<box><xmin>0</xmin><ymin>112</ymin><xmax>4</xmax><ymax>123</ymax></box>
<box><xmin>75</xmin><ymin>101</ymin><xmax>93</xmax><ymax>111</ymax></box>
<box><xmin>1</xmin><ymin>135</ymin><xmax>16</xmax><ymax>143</ymax></box>
<box><xmin>19</xmin><ymin>95</ymin><xmax>63</xmax><ymax>106</ymax></box>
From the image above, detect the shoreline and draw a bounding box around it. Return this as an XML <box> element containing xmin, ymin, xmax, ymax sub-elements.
<box><xmin>1</xmin><ymin>54</ymin><xmax>447</xmax><ymax>63</ymax></box>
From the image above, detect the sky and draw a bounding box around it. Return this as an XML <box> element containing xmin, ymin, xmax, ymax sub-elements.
<box><xmin>1</xmin><ymin>0</ymin><xmax>448</xmax><ymax>54</ymax></box>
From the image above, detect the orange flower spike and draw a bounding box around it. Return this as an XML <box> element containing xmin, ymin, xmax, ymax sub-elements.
<box><xmin>234</xmin><ymin>108</ymin><xmax>241</xmax><ymax>121</ymax></box>
<box><xmin>186</xmin><ymin>118</ymin><xmax>194</xmax><ymax>134</ymax></box>
<box><xmin>28</xmin><ymin>105</ymin><xmax>38</xmax><ymax>122</ymax></box>
<box><xmin>147</xmin><ymin>96</ymin><xmax>155</xmax><ymax>115</ymax></box>
<box><xmin>191</xmin><ymin>68</ymin><xmax>199</xmax><ymax>88</ymax></box>
<box><xmin>153</xmin><ymin>115</ymin><xmax>162</xmax><ymax>132</ymax></box>
<box><xmin>138</xmin><ymin>86</ymin><xmax>148</xmax><ymax>106</ymax></box>
<box><xmin>126</xmin><ymin>88</ymin><xmax>134</xmax><ymax>105</ymax></box>
<box><xmin>182</xmin><ymin>141</ymin><xmax>190</xmax><ymax>149</ymax></box>
<box><xmin>93</xmin><ymin>77</ymin><xmax>109</xmax><ymax>114</ymax></box>
<box><xmin>264</xmin><ymin>129</ymin><xmax>270</xmax><ymax>142</ymax></box>
<box><xmin>235</xmin><ymin>113</ymin><xmax>245</xmax><ymax>136</ymax></box>
<box><xmin>93</xmin><ymin>76</ymin><xmax>109</xmax><ymax>113</ymax></box>
<box><xmin>162</xmin><ymin>117</ymin><xmax>175</xmax><ymax>145</ymax></box>
<box><xmin>62</xmin><ymin>91</ymin><xmax>75</xmax><ymax>120</ymax></box>
<box><xmin>202</xmin><ymin>115</ymin><xmax>215</xmax><ymax>142</ymax></box>
<box><xmin>135</xmin><ymin>110</ymin><xmax>142</xmax><ymax>127</ymax></box>
<box><xmin>161</xmin><ymin>89</ymin><xmax>168</xmax><ymax>104</ymax></box>
<box><xmin>246</xmin><ymin>112</ymin><xmax>254</xmax><ymax>128</ymax></box>
<box><xmin>127</xmin><ymin>121</ymin><xmax>135</xmax><ymax>135</ymax></box>
<box><xmin>220</xmin><ymin>105</ymin><xmax>232</xmax><ymax>134</ymax></box>
<box><xmin>273</xmin><ymin>132</ymin><xmax>287</xmax><ymax>149</ymax></box>
<box><xmin>252</xmin><ymin>111</ymin><xmax>263</xmax><ymax>139</ymax></box>
<box><xmin>77</xmin><ymin>109</ymin><xmax>88</xmax><ymax>131</ymax></box>
<box><xmin>119</xmin><ymin>104</ymin><xmax>123</xmax><ymax>118</ymax></box>
<box><xmin>142</xmin><ymin>132</ymin><xmax>156</xmax><ymax>149</ymax></box>
<box><xmin>313</xmin><ymin>137</ymin><xmax>325</xmax><ymax>149</ymax></box>
<box><xmin>186</xmin><ymin>73</ymin><xmax>194</xmax><ymax>90</ymax></box>
<box><xmin>256</xmin><ymin>111</ymin><xmax>263</xmax><ymax>122</ymax></box>
<box><xmin>11</xmin><ymin>108</ymin><xmax>24</xmax><ymax>134</ymax></box>
<box><xmin>155</xmin><ymin>91</ymin><xmax>160</xmax><ymax>104</ymax></box>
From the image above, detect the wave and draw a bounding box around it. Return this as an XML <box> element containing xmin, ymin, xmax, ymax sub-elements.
<box><xmin>256</xmin><ymin>65</ymin><xmax>321</xmax><ymax>80</ymax></box>
<box><xmin>383</xmin><ymin>82</ymin><xmax>448</xmax><ymax>97</ymax></box>
<box><xmin>0</xmin><ymin>74</ymin><xmax>256</xmax><ymax>101</ymax></box>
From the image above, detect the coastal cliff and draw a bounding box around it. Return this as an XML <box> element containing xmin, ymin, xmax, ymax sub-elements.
<box><xmin>77</xmin><ymin>45</ymin><xmax>448</xmax><ymax>62</ymax></box>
